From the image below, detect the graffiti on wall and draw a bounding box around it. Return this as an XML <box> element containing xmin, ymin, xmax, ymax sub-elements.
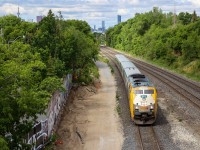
<box><xmin>26</xmin><ymin>74</ymin><xmax>72</xmax><ymax>149</ymax></box>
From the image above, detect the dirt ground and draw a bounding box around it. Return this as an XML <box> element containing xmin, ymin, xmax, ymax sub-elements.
<box><xmin>54</xmin><ymin>61</ymin><xmax>123</xmax><ymax>150</ymax></box>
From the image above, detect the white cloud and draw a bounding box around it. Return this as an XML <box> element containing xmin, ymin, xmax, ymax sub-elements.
<box><xmin>188</xmin><ymin>0</ymin><xmax>200</xmax><ymax>6</ymax></box>
<box><xmin>119</xmin><ymin>0</ymin><xmax>139</xmax><ymax>5</ymax></box>
<box><xmin>86</xmin><ymin>0</ymin><xmax>109</xmax><ymax>4</ymax></box>
<box><xmin>117</xmin><ymin>8</ymin><xmax>129</xmax><ymax>15</ymax></box>
<box><xmin>0</xmin><ymin>3</ymin><xmax>25</xmax><ymax>15</ymax></box>
<box><xmin>88</xmin><ymin>12</ymin><xmax>103</xmax><ymax>17</ymax></box>
<box><xmin>128</xmin><ymin>0</ymin><xmax>139</xmax><ymax>5</ymax></box>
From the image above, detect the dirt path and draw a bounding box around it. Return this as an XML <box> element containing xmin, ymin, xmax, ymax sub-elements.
<box><xmin>55</xmin><ymin>61</ymin><xmax>123</xmax><ymax>150</ymax></box>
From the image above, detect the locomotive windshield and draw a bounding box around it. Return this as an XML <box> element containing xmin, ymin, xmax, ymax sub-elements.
<box><xmin>134</xmin><ymin>90</ymin><xmax>143</xmax><ymax>94</ymax></box>
<box><xmin>134</xmin><ymin>90</ymin><xmax>154</xmax><ymax>94</ymax></box>
<box><xmin>144</xmin><ymin>90</ymin><xmax>154</xmax><ymax>94</ymax></box>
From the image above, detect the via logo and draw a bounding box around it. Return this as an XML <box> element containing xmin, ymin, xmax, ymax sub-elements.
<box><xmin>141</xmin><ymin>95</ymin><xmax>147</xmax><ymax>101</ymax></box>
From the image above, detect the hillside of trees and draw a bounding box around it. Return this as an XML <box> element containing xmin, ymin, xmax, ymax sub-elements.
<box><xmin>0</xmin><ymin>10</ymin><xmax>98</xmax><ymax>148</ymax></box>
<box><xmin>106</xmin><ymin>7</ymin><xmax>200</xmax><ymax>80</ymax></box>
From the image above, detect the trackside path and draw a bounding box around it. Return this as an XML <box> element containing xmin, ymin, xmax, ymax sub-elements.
<box><xmin>83</xmin><ymin>61</ymin><xmax>123</xmax><ymax>150</ymax></box>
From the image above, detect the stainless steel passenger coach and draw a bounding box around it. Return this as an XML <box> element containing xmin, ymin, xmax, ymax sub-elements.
<box><xmin>115</xmin><ymin>54</ymin><xmax>158</xmax><ymax>125</ymax></box>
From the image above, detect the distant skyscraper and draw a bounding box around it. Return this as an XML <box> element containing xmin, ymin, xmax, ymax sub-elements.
<box><xmin>117</xmin><ymin>15</ymin><xmax>121</xmax><ymax>24</ymax></box>
<box><xmin>94</xmin><ymin>25</ymin><xmax>96</xmax><ymax>30</ymax></box>
<box><xmin>102</xmin><ymin>20</ymin><xmax>105</xmax><ymax>32</ymax></box>
<box><xmin>37</xmin><ymin>16</ymin><xmax>43</xmax><ymax>23</ymax></box>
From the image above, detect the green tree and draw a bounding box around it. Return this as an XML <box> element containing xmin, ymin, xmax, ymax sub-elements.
<box><xmin>0</xmin><ymin>9</ymin><xmax>99</xmax><ymax>148</ymax></box>
<box><xmin>181</xmin><ymin>32</ymin><xmax>199</xmax><ymax>64</ymax></box>
<box><xmin>191</xmin><ymin>10</ymin><xmax>198</xmax><ymax>22</ymax></box>
<box><xmin>32</xmin><ymin>10</ymin><xmax>57</xmax><ymax>57</ymax></box>
<box><xmin>106</xmin><ymin>7</ymin><xmax>200</xmax><ymax>77</ymax></box>
<box><xmin>0</xmin><ymin>42</ymin><xmax>62</xmax><ymax>148</ymax></box>
<box><xmin>178</xmin><ymin>12</ymin><xmax>192</xmax><ymax>25</ymax></box>
<box><xmin>0</xmin><ymin>137</ymin><xmax>9</xmax><ymax>150</ymax></box>
<box><xmin>61</xmin><ymin>27</ymin><xmax>98</xmax><ymax>79</ymax></box>
<box><xmin>64</xmin><ymin>20</ymin><xmax>92</xmax><ymax>35</ymax></box>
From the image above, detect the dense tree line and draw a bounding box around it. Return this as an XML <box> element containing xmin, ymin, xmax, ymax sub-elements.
<box><xmin>0</xmin><ymin>10</ymin><xmax>98</xmax><ymax>148</ymax></box>
<box><xmin>106</xmin><ymin>7</ymin><xmax>200</xmax><ymax>80</ymax></box>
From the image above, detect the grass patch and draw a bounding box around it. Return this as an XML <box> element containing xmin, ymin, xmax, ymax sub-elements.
<box><xmin>97</xmin><ymin>54</ymin><xmax>114</xmax><ymax>74</ymax></box>
<box><xmin>98</xmin><ymin>54</ymin><xmax>109</xmax><ymax>63</ymax></box>
<box><xmin>149</xmin><ymin>59</ymin><xmax>200</xmax><ymax>82</ymax></box>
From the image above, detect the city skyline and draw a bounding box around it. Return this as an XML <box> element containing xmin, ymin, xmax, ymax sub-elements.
<box><xmin>0</xmin><ymin>0</ymin><xmax>200</xmax><ymax>28</ymax></box>
<box><xmin>117</xmin><ymin>15</ymin><xmax>121</xmax><ymax>24</ymax></box>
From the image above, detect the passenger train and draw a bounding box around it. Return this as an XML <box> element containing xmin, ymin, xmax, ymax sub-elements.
<box><xmin>115</xmin><ymin>54</ymin><xmax>157</xmax><ymax>125</ymax></box>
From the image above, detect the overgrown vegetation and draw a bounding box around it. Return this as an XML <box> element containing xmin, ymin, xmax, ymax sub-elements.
<box><xmin>93</xmin><ymin>32</ymin><xmax>106</xmax><ymax>45</ymax></box>
<box><xmin>106</xmin><ymin>7</ymin><xmax>200</xmax><ymax>81</ymax></box>
<box><xmin>0</xmin><ymin>10</ymin><xmax>98</xmax><ymax>148</ymax></box>
<box><xmin>98</xmin><ymin>54</ymin><xmax>109</xmax><ymax>63</ymax></box>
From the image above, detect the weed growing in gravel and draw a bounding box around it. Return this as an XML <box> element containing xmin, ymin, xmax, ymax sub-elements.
<box><xmin>116</xmin><ymin>91</ymin><xmax>121</xmax><ymax>115</ymax></box>
<box><xmin>116</xmin><ymin>92</ymin><xmax>120</xmax><ymax>101</ymax></box>
<box><xmin>108</xmin><ymin>62</ymin><xmax>114</xmax><ymax>74</ymax></box>
<box><xmin>116</xmin><ymin>104</ymin><xmax>121</xmax><ymax>115</ymax></box>
<box><xmin>44</xmin><ymin>133</ymin><xmax>58</xmax><ymax>149</ymax></box>
<box><xmin>178</xmin><ymin>118</ymin><xmax>183</xmax><ymax>122</ymax></box>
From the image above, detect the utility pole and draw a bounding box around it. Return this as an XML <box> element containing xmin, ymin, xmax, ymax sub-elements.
<box><xmin>173</xmin><ymin>0</ymin><xmax>176</xmax><ymax>26</ymax></box>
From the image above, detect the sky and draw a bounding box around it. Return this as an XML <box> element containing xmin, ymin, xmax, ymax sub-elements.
<box><xmin>0</xmin><ymin>0</ymin><xmax>200</xmax><ymax>29</ymax></box>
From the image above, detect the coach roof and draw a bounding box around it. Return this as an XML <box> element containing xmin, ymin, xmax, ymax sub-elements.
<box><xmin>124</xmin><ymin>67</ymin><xmax>141</xmax><ymax>77</ymax></box>
<box><xmin>115</xmin><ymin>54</ymin><xmax>129</xmax><ymax>62</ymax></box>
<box><xmin>121</xmin><ymin>61</ymin><xmax>136</xmax><ymax>69</ymax></box>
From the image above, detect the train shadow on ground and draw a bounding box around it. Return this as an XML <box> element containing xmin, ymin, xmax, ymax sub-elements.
<box><xmin>153</xmin><ymin>105</ymin><xmax>169</xmax><ymax>126</ymax></box>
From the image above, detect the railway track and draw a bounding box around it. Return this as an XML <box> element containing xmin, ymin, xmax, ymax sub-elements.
<box><xmin>101</xmin><ymin>47</ymin><xmax>200</xmax><ymax>110</ymax></box>
<box><xmin>137</xmin><ymin>126</ymin><xmax>161</xmax><ymax>150</ymax></box>
<box><xmin>105</xmin><ymin>47</ymin><xmax>200</xmax><ymax>91</ymax></box>
<box><xmin>101</xmin><ymin>48</ymin><xmax>162</xmax><ymax>150</ymax></box>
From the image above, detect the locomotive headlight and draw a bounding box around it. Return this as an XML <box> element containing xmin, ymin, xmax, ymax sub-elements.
<box><xmin>135</xmin><ymin>104</ymin><xmax>139</xmax><ymax>111</ymax></box>
<box><xmin>150</xmin><ymin>104</ymin><xmax>154</xmax><ymax>109</ymax></box>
